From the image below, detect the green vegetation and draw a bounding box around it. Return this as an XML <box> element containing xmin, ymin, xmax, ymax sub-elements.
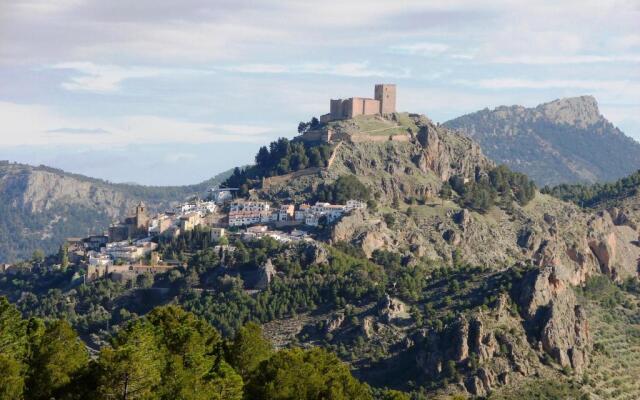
<box><xmin>542</xmin><ymin>170</ymin><xmax>640</xmax><ymax>207</ymax></box>
<box><xmin>0</xmin><ymin>299</ymin><xmax>373</xmax><ymax>400</ymax></box>
<box><xmin>223</xmin><ymin>137</ymin><xmax>332</xmax><ymax>192</ymax></box>
<box><xmin>449</xmin><ymin>165</ymin><xmax>536</xmax><ymax>213</ymax></box>
<box><xmin>298</xmin><ymin>117</ymin><xmax>321</xmax><ymax>134</ymax></box>
<box><xmin>178</xmin><ymin>239</ymin><xmax>386</xmax><ymax>336</ymax></box>
<box><xmin>6</xmin><ymin>226</ymin><xmax>629</xmax><ymax>398</ymax></box>
<box><xmin>576</xmin><ymin>275</ymin><xmax>640</xmax><ymax>400</ymax></box>
<box><xmin>335</xmin><ymin>113</ymin><xmax>418</xmax><ymax>137</ymax></box>
<box><xmin>317</xmin><ymin>175</ymin><xmax>372</xmax><ymax>203</ymax></box>
<box><xmin>488</xmin><ymin>378</ymin><xmax>587</xmax><ymax>399</ymax></box>
<box><xmin>0</xmin><ymin>197</ymin><xmax>113</xmax><ymax>264</ymax></box>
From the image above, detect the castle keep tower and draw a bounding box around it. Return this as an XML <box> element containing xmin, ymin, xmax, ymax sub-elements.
<box><xmin>374</xmin><ymin>84</ymin><xmax>396</xmax><ymax>114</ymax></box>
<box><xmin>134</xmin><ymin>201</ymin><xmax>149</xmax><ymax>234</ymax></box>
<box><xmin>320</xmin><ymin>84</ymin><xmax>397</xmax><ymax>123</ymax></box>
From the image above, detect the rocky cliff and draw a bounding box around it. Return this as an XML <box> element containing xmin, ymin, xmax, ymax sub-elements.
<box><xmin>444</xmin><ymin>96</ymin><xmax>640</xmax><ymax>186</ymax></box>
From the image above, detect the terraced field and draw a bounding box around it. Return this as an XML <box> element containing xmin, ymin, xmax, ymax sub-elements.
<box><xmin>583</xmin><ymin>293</ymin><xmax>640</xmax><ymax>399</ymax></box>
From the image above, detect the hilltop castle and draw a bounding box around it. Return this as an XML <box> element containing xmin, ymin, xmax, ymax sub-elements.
<box><xmin>319</xmin><ymin>84</ymin><xmax>396</xmax><ymax>123</ymax></box>
<box><xmin>108</xmin><ymin>202</ymin><xmax>149</xmax><ymax>242</ymax></box>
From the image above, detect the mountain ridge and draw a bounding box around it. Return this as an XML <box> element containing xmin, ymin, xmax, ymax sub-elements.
<box><xmin>444</xmin><ymin>96</ymin><xmax>640</xmax><ymax>186</ymax></box>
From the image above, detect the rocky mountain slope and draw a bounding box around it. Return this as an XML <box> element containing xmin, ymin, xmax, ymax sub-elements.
<box><xmin>254</xmin><ymin>113</ymin><xmax>640</xmax><ymax>396</ymax></box>
<box><xmin>261</xmin><ymin>113</ymin><xmax>639</xmax><ymax>283</ymax></box>
<box><xmin>0</xmin><ymin>161</ymin><xmax>231</xmax><ymax>262</ymax></box>
<box><xmin>3</xmin><ymin>112</ymin><xmax>640</xmax><ymax>398</ymax></box>
<box><xmin>444</xmin><ymin>96</ymin><xmax>640</xmax><ymax>186</ymax></box>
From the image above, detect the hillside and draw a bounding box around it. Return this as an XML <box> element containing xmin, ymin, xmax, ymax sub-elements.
<box><xmin>444</xmin><ymin>96</ymin><xmax>640</xmax><ymax>186</ymax></box>
<box><xmin>229</xmin><ymin>113</ymin><xmax>640</xmax><ymax>395</ymax></box>
<box><xmin>0</xmin><ymin>161</ymin><xmax>232</xmax><ymax>262</ymax></box>
<box><xmin>2</xmin><ymin>112</ymin><xmax>640</xmax><ymax>398</ymax></box>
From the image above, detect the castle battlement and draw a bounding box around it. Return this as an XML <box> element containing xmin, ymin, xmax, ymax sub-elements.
<box><xmin>320</xmin><ymin>84</ymin><xmax>396</xmax><ymax>123</ymax></box>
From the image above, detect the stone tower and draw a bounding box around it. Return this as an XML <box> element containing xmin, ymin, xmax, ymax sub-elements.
<box><xmin>135</xmin><ymin>202</ymin><xmax>149</xmax><ymax>231</ymax></box>
<box><xmin>374</xmin><ymin>84</ymin><xmax>396</xmax><ymax>114</ymax></box>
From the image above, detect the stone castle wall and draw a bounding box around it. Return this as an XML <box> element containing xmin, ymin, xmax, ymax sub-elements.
<box><xmin>363</xmin><ymin>98</ymin><xmax>381</xmax><ymax>115</ymax></box>
<box><xmin>324</xmin><ymin>84</ymin><xmax>395</xmax><ymax>122</ymax></box>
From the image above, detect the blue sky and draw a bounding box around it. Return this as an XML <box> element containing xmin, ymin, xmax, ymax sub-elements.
<box><xmin>1</xmin><ymin>0</ymin><xmax>639</xmax><ymax>185</ymax></box>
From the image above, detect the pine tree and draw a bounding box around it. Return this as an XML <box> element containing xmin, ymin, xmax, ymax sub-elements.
<box><xmin>96</xmin><ymin>321</ymin><xmax>163</xmax><ymax>400</ymax></box>
<box><xmin>26</xmin><ymin>320</ymin><xmax>89</xmax><ymax>400</ymax></box>
<box><xmin>227</xmin><ymin>322</ymin><xmax>273</xmax><ymax>380</ymax></box>
<box><xmin>58</xmin><ymin>243</ymin><xmax>69</xmax><ymax>270</ymax></box>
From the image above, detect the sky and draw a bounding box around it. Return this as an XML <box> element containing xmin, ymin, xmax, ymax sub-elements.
<box><xmin>1</xmin><ymin>0</ymin><xmax>639</xmax><ymax>186</ymax></box>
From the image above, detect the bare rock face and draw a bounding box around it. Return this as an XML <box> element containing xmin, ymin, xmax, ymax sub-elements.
<box><xmin>518</xmin><ymin>267</ymin><xmax>591</xmax><ymax>373</ymax></box>
<box><xmin>454</xmin><ymin>209</ymin><xmax>472</xmax><ymax>231</ymax></box>
<box><xmin>378</xmin><ymin>294</ymin><xmax>409</xmax><ymax>323</ymax></box>
<box><xmin>416</xmin><ymin>125</ymin><xmax>450</xmax><ymax>181</ymax></box>
<box><xmin>302</xmin><ymin>242</ymin><xmax>329</xmax><ymax>265</ymax></box>
<box><xmin>587</xmin><ymin>211</ymin><xmax>640</xmax><ymax>281</ymax></box>
<box><xmin>332</xmin><ymin>210</ymin><xmax>394</xmax><ymax>257</ymax></box>
<box><xmin>453</xmin><ymin>316</ymin><xmax>470</xmax><ymax>362</ymax></box>
<box><xmin>255</xmin><ymin>258</ymin><xmax>276</xmax><ymax>290</ymax></box>
<box><xmin>325</xmin><ymin>313</ymin><xmax>345</xmax><ymax>333</ymax></box>
<box><xmin>415</xmin><ymin>299</ymin><xmax>538</xmax><ymax>396</ymax></box>
<box><xmin>538</xmin><ymin>96</ymin><xmax>601</xmax><ymax>128</ymax></box>
<box><xmin>361</xmin><ymin>316</ymin><xmax>375</xmax><ymax>338</ymax></box>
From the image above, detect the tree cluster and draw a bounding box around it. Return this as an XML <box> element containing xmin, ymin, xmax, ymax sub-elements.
<box><xmin>316</xmin><ymin>175</ymin><xmax>372</xmax><ymax>204</ymax></box>
<box><xmin>223</xmin><ymin>138</ymin><xmax>332</xmax><ymax>192</ymax></box>
<box><xmin>0</xmin><ymin>299</ymin><xmax>374</xmax><ymax>400</ymax></box>
<box><xmin>297</xmin><ymin>117</ymin><xmax>321</xmax><ymax>134</ymax></box>
<box><xmin>447</xmin><ymin>165</ymin><xmax>536</xmax><ymax>213</ymax></box>
<box><xmin>179</xmin><ymin>240</ymin><xmax>386</xmax><ymax>336</ymax></box>
<box><xmin>542</xmin><ymin>169</ymin><xmax>640</xmax><ymax>208</ymax></box>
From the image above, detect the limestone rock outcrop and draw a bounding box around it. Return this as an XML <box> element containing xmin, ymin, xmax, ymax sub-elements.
<box><xmin>332</xmin><ymin>210</ymin><xmax>394</xmax><ymax>257</ymax></box>
<box><xmin>414</xmin><ymin>299</ymin><xmax>537</xmax><ymax>396</ymax></box>
<box><xmin>586</xmin><ymin>211</ymin><xmax>640</xmax><ymax>281</ymax></box>
<box><xmin>255</xmin><ymin>258</ymin><xmax>276</xmax><ymax>290</ymax></box>
<box><xmin>518</xmin><ymin>267</ymin><xmax>591</xmax><ymax>373</ymax></box>
<box><xmin>325</xmin><ymin>313</ymin><xmax>345</xmax><ymax>333</ymax></box>
<box><xmin>378</xmin><ymin>294</ymin><xmax>409</xmax><ymax>323</ymax></box>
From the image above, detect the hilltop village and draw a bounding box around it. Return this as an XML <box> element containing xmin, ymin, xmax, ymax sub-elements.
<box><xmin>1</xmin><ymin>84</ymin><xmax>400</xmax><ymax>286</ymax></box>
<box><xmin>0</xmin><ymin>85</ymin><xmax>404</xmax><ymax>287</ymax></box>
<box><xmin>7</xmin><ymin>191</ymin><xmax>367</xmax><ymax>286</ymax></box>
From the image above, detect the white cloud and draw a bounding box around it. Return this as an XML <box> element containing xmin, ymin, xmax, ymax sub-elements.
<box><xmin>12</xmin><ymin>0</ymin><xmax>84</xmax><ymax>15</ymax></box>
<box><xmin>454</xmin><ymin>78</ymin><xmax>640</xmax><ymax>94</ymax></box>
<box><xmin>0</xmin><ymin>102</ymin><xmax>273</xmax><ymax>147</ymax></box>
<box><xmin>216</xmin><ymin>124</ymin><xmax>273</xmax><ymax>136</ymax></box>
<box><xmin>226</xmin><ymin>62</ymin><xmax>410</xmax><ymax>78</ymax></box>
<box><xmin>390</xmin><ymin>42</ymin><xmax>450</xmax><ymax>56</ymax></box>
<box><xmin>489</xmin><ymin>54</ymin><xmax>640</xmax><ymax>65</ymax></box>
<box><xmin>610</xmin><ymin>34</ymin><xmax>640</xmax><ymax>51</ymax></box>
<box><xmin>47</xmin><ymin>127</ymin><xmax>110</xmax><ymax>135</ymax></box>
<box><xmin>48</xmin><ymin>62</ymin><xmax>208</xmax><ymax>93</ymax></box>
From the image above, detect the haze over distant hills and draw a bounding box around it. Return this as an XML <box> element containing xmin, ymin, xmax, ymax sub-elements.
<box><xmin>444</xmin><ymin>96</ymin><xmax>640</xmax><ymax>186</ymax></box>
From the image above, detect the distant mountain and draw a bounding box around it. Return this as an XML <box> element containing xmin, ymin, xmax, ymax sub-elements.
<box><xmin>0</xmin><ymin>161</ymin><xmax>233</xmax><ymax>262</ymax></box>
<box><xmin>444</xmin><ymin>96</ymin><xmax>640</xmax><ymax>186</ymax></box>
